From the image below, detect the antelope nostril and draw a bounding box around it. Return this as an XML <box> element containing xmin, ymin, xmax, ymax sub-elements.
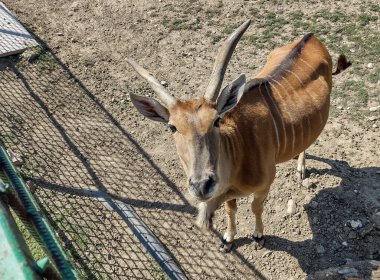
<box><xmin>188</xmin><ymin>176</ymin><xmax>216</xmax><ymax>199</ymax></box>
<box><xmin>204</xmin><ymin>177</ymin><xmax>215</xmax><ymax>194</ymax></box>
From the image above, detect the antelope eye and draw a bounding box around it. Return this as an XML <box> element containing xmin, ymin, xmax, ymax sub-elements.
<box><xmin>167</xmin><ymin>124</ymin><xmax>177</xmax><ymax>133</ymax></box>
<box><xmin>214</xmin><ymin>117</ymin><xmax>222</xmax><ymax>128</ymax></box>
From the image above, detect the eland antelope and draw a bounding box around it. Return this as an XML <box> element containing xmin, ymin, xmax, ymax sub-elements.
<box><xmin>127</xmin><ymin>20</ymin><xmax>351</xmax><ymax>252</ymax></box>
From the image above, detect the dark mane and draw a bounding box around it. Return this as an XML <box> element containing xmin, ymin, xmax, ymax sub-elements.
<box><xmin>245</xmin><ymin>33</ymin><xmax>314</xmax><ymax>92</ymax></box>
<box><xmin>244</xmin><ymin>78</ymin><xmax>268</xmax><ymax>92</ymax></box>
<box><xmin>270</xmin><ymin>33</ymin><xmax>313</xmax><ymax>79</ymax></box>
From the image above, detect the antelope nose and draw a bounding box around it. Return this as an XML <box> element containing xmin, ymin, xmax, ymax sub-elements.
<box><xmin>189</xmin><ymin>176</ymin><xmax>216</xmax><ymax>199</ymax></box>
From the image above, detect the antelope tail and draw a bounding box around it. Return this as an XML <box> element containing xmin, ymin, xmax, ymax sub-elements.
<box><xmin>332</xmin><ymin>54</ymin><xmax>351</xmax><ymax>75</ymax></box>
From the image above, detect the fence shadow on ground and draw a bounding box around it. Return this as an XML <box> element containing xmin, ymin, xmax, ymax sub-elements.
<box><xmin>235</xmin><ymin>155</ymin><xmax>380</xmax><ymax>274</ymax></box>
<box><xmin>0</xmin><ymin>35</ymin><xmax>267</xmax><ymax>279</ymax></box>
<box><xmin>3</xmin><ymin>24</ymin><xmax>378</xmax><ymax>280</ymax></box>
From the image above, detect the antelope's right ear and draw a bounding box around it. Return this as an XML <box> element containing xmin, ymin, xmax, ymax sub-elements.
<box><xmin>216</xmin><ymin>74</ymin><xmax>246</xmax><ymax>116</ymax></box>
<box><xmin>130</xmin><ymin>93</ymin><xmax>169</xmax><ymax>123</ymax></box>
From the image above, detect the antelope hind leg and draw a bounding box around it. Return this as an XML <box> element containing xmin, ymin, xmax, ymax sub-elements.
<box><xmin>297</xmin><ymin>151</ymin><xmax>306</xmax><ymax>186</ymax></box>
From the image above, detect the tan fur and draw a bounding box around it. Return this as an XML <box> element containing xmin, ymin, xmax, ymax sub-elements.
<box><xmin>130</xmin><ymin>33</ymin><xmax>350</xmax><ymax>249</ymax></box>
<box><xmin>168</xmin><ymin>35</ymin><xmax>339</xmax><ymax>242</ymax></box>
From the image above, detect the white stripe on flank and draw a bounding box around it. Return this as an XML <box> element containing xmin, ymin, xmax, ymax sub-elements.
<box><xmin>267</xmin><ymin>80</ymin><xmax>293</xmax><ymax>155</ymax></box>
<box><xmin>271</xmin><ymin>78</ymin><xmax>297</xmax><ymax>154</ymax></box>
<box><xmin>276</xmin><ymin>75</ymin><xmax>309</xmax><ymax>150</ymax></box>
<box><xmin>258</xmin><ymin>84</ymin><xmax>280</xmax><ymax>157</ymax></box>
<box><xmin>264</xmin><ymin>82</ymin><xmax>287</xmax><ymax>155</ymax></box>
<box><xmin>278</xmin><ymin>75</ymin><xmax>316</xmax><ymax>148</ymax></box>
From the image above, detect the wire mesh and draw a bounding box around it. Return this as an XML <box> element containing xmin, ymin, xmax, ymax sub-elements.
<box><xmin>0</xmin><ymin>46</ymin><xmax>266</xmax><ymax>279</ymax></box>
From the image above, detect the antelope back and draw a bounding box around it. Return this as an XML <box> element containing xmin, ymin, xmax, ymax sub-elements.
<box><xmin>245</xmin><ymin>34</ymin><xmax>333</xmax><ymax>162</ymax></box>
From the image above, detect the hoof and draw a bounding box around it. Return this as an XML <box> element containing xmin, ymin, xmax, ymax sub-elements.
<box><xmin>219</xmin><ymin>238</ymin><xmax>235</xmax><ymax>253</ymax></box>
<box><xmin>252</xmin><ymin>235</ymin><xmax>265</xmax><ymax>250</ymax></box>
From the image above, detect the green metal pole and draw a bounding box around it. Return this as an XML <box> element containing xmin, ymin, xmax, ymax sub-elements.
<box><xmin>0</xmin><ymin>193</ymin><xmax>40</xmax><ymax>280</ymax></box>
<box><xmin>0</xmin><ymin>146</ymin><xmax>77</xmax><ymax>279</ymax></box>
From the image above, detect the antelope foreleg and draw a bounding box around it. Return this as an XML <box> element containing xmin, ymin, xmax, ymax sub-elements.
<box><xmin>196</xmin><ymin>198</ymin><xmax>223</xmax><ymax>233</ymax></box>
<box><xmin>220</xmin><ymin>199</ymin><xmax>237</xmax><ymax>253</ymax></box>
<box><xmin>251</xmin><ymin>190</ymin><xmax>269</xmax><ymax>250</ymax></box>
<box><xmin>196</xmin><ymin>192</ymin><xmax>235</xmax><ymax>233</ymax></box>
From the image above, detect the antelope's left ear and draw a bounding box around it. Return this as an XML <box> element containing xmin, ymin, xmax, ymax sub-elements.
<box><xmin>130</xmin><ymin>93</ymin><xmax>170</xmax><ymax>123</ymax></box>
<box><xmin>216</xmin><ymin>74</ymin><xmax>246</xmax><ymax>116</ymax></box>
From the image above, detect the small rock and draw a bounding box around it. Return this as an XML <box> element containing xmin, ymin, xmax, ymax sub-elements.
<box><xmin>303</xmin><ymin>195</ymin><xmax>311</xmax><ymax>205</ymax></box>
<box><xmin>7</xmin><ymin>150</ymin><xmax>23</xmax><ymax>167</ymax></box>
<box><xmin>26</xmin><ymin>181</ymin><xmax>37</xmax><ymax>194</ymax></box>
<box><xmin>359</xmin><ymin>224</ymin><xmax>374</xmax><ymax>237</ymax></box>
<box><xmin>373</xmin><ymin>124</ymin><xmax>378</xmax><ymax>128</ymax></box>
<box><xmin>349</xmin><ymin>49</ymin><xmax>355</xmax><ymax>53</ymax></box>
<box><xmin>160</xmin><ymin>80</ymin><xmax>168</xmax><ymax>87</ymax></box>
<box><xmin>350</xmin><ymin>220</ymin><xmax>363</xmax><ymax>229</ymax></box>
<box><xmin>345</xmin><ymin>258</ymin><xmax>353</xmax><ymax>264</ymax></box>
<box><xmin>316</xmin><ymin>245</ymin><xmax>325</xmax><ymax>254</ymax></box>
<box><xmin>0</xmin><ymin>181</ymin><xmax>7</xmax><ymax>193</ymax></box>
<box><xmin>21</xmin><ymin>48</ymin><xmax>39</xmax><ymax>63</ymax></box>
<box><xmin>368</xmin><ymin>116</ymin><xmax>377</xmax><ymax>121</ymax></box>
<box><xmin>342</xmin><ymin>241</ymin><xmax>348</xmax><ymax>246</ymax></box>
<box><xmin>370</xmin><ymin>260</ymin><xmax>380</xmax><ymax>267</ymax></box>
<box><xmin>338</xmin><ymin>267</ymin><xmax>358</xmax><ymax>275</ymax></box>
<box><xmin>262</xmin><ymin>250</ymin><xmax>272</xmax><ymax>258</ymax></box>
<box><xmin>302</xmin><ymin>178</ymin><xmax>315</xmax><ymax>189</ymax></box>
<box><xmin>57</xmin><ymin>32</ymin><xmax>64</xmax><ymax>36</ymax></box>
<box><xmin>348</xmin><ymin>231</ymin><xmax>356</xmax><ymax>239</ymax></box>
<box><xmin>372</xmin><ymin>212</ymin><xmax>380</xmax><ymax>229</ymax></box>
<box><xmin>287</xmin><ymin>199</ymin><xmax>296</xmax><ymax>215</ymax></box>
<box><xmin>369</xmin><ymin>106</ymin><xmax>380</xmax><ymax>112</ymax></box>
<box><xmin>367</xmin><ymin>63</ymin><xmax>374</xmax><ymax>69</ymax></box>
<box><xmin>310</xmin><ymin>201</ymin><xmax>319</xmax><ymax>209</ymax></box>
<box><xmin>70</xmin><ymin>2</ymin><xmax>80</xmax><ymax>11</ymax></box>
<box><xmin>337</xmin><ymin>105</ymin><xmax>343</xmax><ymax>110</ymax></box>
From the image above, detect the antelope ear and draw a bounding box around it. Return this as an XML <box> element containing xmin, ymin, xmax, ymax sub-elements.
<box><xmin>130</xmin><ymin>93</ymin><xmax>169</xmax><ymax>123</ymax></box>
<box><xmin>216</xmin><ymin>74</ymin><xmax>246</xmax><ymax>115</ymax></box>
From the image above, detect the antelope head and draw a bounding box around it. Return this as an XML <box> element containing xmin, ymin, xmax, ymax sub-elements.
<box><xmin>127</xmin><ymin>20</ymin><xmax>250</xmax><ymax>202</ymax></box>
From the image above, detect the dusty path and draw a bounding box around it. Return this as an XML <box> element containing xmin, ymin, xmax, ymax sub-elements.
<box><xmin>1</xmin><ymin>0</ymin><xmax>379</xmax><ymax>279</ymax></box>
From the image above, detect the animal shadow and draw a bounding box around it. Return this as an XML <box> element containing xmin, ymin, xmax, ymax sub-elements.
<box><xmin>237</xmin><ymin>155</ymin><xmax>380</xmax><ymax>275</ymax></box>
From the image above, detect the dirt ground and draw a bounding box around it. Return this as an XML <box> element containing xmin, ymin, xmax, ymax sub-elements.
<box><xmin>1</xmin><ymin>0</ymin><xmax>380</xmax><ymax>279</ymax></box>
